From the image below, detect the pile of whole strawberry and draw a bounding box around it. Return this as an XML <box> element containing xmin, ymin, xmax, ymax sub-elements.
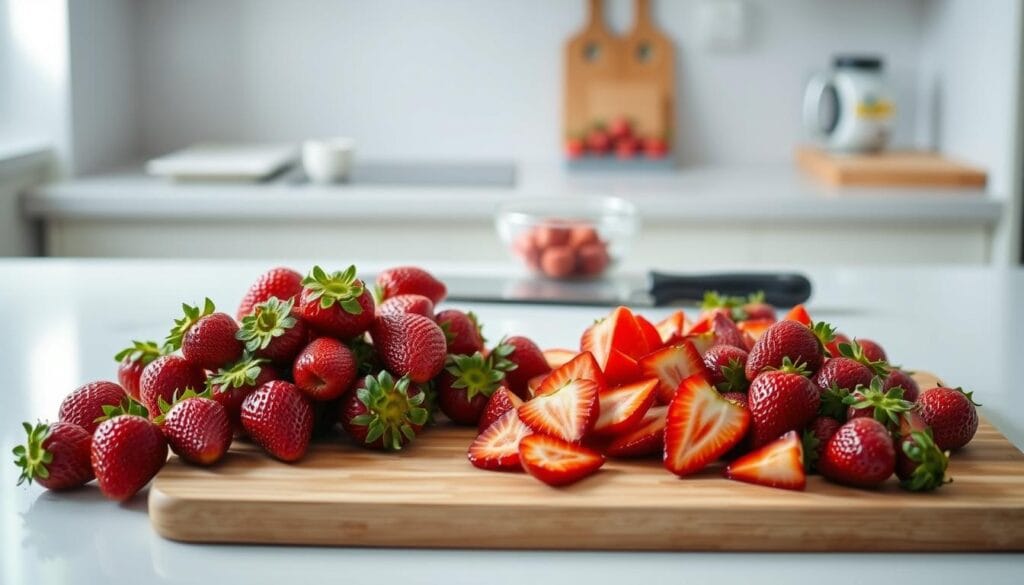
<box><xmin>565</xmin><ymin>116</ymin><xmax>669</xmax><ymax>160</ymax></box>
<box><xmin>467</xmin><ymin>292</ymin><xmax>980</xmax><ymax>490</ymax></box>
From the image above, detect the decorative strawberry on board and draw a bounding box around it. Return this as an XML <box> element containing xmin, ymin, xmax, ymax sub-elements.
<box><xmin>166</xmin><ymin>298</ymin><xmax>243</xmax><ymax>371</ymax></box>
<box><xmin>339</xmin><ymin>371</ymin><xmax>429</xmax><ymax>451</ymax></box>
<box><xmin>207</xmin><ymin>353</ymin><xmax>277</xmax><ymax>435</ymax></box>
<box><xmin>375</xmin><ymin>266</ymin><xmax>447</xmax><ymax>305</ymax></box>
<box><xmin>377</xmin><ymin>294</ymin><xmax>435</xmax><ymax>319</ymax></box>
<box><xmin>371</xmin><ymin>312</ymin><xmax>447</xmax><ymax>384</ymax></box>
<box><xmin>518</xmin><ymin>434</ymin><xmax>605</xmax><ymax>487</ymax></box>
<box><xmin>747</xmin><ymin>358</ymin><xmax>820</xmax><ymax>449</ymax></box>
<box><xmin>436</xmin><ymin>309</ymin><xmax>485</xmax><ymax>355</ymax></box>
<box><xmin>58</xmin><ymin>381</ymin><xmax>126</xmax><ymax>434</ymax></box>
<box><xmin>477</xmin><ymin>386</ymin><xmax>523</xmax><ymax>433</ymax></box>
<box><xmin>468</xmin><ymin>409</ymin><xmax>534</xmax><ymax>470</ymax></box>
<box><xmin>725</xmin><ymin>430</ymin><xmax>805</xmax><ymax>491</ymax></box>
<box><xmin>91</xmin><ymin>402</ymin><xmax>168</xmax><ymax>501</ymax></box>
<box><xmin>643</xmin><ymin>136</ymin><xmax>668</xmax><ymax>158</ymax></box>
<box><xmin>155</xmin><ymin>388</ymin><xmax>232</xmax><ymax>466</ymax></box>
<box><xmin>818</xmin><ymin>417</ymin><xmax>895</xmax><ymax>489</ymax></box>
<box><xmin>236</xmin><ymin>266</ymin><xmax>304</xmax><ymax>321</ymax></box>
<box><xmin>702</xmin><ymin>344</ymin><xmax>749</xmax><ymax>393</ymax></box>
<box><xmin>114</xmin><ymin>341</ymin><xmax>167</xmax><ymax>400</ymax></box>
<box><xmin>437</xmin><ymin>343</ymin><xmax>516</xmax><ymax>425</ymax></box>
<box><xmin>13</xmin><ymin>421</ymin><xmax>94</xmax><ymax>490</ymax></box>
<box><xmin>236</xmin><ymin>297</ymin><xmax>309</xmax><ymax>365</ymax></box>
<box><xmin>501</xmin><ymin>335</ymin><xmax>551</xmax><ymax>400</ymax></box>
<box><xmin>915</xmin><ymin>386</ymin><xmax>980</xmax><ymax>451</ymax></box>
<box><xmin>609</xmin><ymin>116</ymin><xmax>632</xmax><ymax>141</ymax></box>
<box><xmin>745</xmin><ymin>319</ymin><xmax>833</xmax><ymax>381</ymax></box>
<box><xmin>663</xmin><ymin>375</ymin><xmax>750</xmax><ymax>477</ymax></box>
<box><xmin>292</xmin><ymin>337</ymin><xmax>357</xmax><ymax>401</ymax></box>
<box><xmin>241</xmin><ymin>381</ymin><xmax>314</xmax><ymax>462</ymax></box>
<box><xmin>139</xmin><ymin>355</ymin><xmax>206</xmax><ymax>419</ymax></box>
<box><xmin>297</xmin><ymin>265</ymin><xmax>376</xmax><ymax>339</ymax></box>
<box><xmin>564</xmin><ymin>136</ymin><xmax>585</xmax><ymax>159</ymax></box>
<box><xmin>586</xmin><ymin>126</ymin><xmax>612</xmax><ymax>155</ymax></box>
<box><xmin>895</xmin><ymin>411</ymin><xmax>950</xmax><ymax>492</ymax></box>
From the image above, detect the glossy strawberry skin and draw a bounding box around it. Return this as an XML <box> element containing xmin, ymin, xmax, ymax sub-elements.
<box><xmin>502</xmin><ymin>336</ymin><xmax>551</xmax><ymax>400</ymax></box>
<box><xmin>292</xmin><ymin>337</ymin><xmax>357</xmax><ymax>401</ymax></box>
<box><xmin>338</xmin><ymin>376</ymin><xmax>426</xmax><ymax>450</ymax></box>
<box><xmin>376</xmin><ymin>266</ymin><xmax>447</xmax><ymax>304</ymax></box>
<box><xmin>804</xmin><ymin>415</ymin><xmax>842</xmax><ymax>472</ymax></box>
<box><xmin>118</xmin><ymin>359</ymin><xmax>146</xmax><ymax>401</ymax></box>
<box><xmin>378</xmin><ymin>294</ymin><xmax>435</xmax><ymax>319</ymax></box>
<box><xmin>371</xmin><ymin>313</ymin><xmax>447</xmax><ymax>383</ymax></box>
<box><xmin>916</xmin><ymin>387</ymin><xmax>979</xmax><ymax>450</ymax></box>
<box><xmin>720</xmin><ymin>392</ymin><xmax>749</xmax><ymax>409</ymax></box>
<box><xmin>711</xmin><ymin>313</ymin><xmax>746</xmax><ymax>349</ymax></box>
<box><xmin>435</xmin><ymin>309</ymin><xmax>484</xmax><ymax>355</ymax></box>
<box><xmin>17</xmin><ymin>422</ymin><xmax>94</xmax><ymax>490</ymax></box>
<box><xmin>745</xmin><ymin>320</ymin><xmax>824</xmax><ymax>380</ymax></box>
<box><xmin>236</xmin><ymin>267</ymin><xmax>304</xmax><ymax>320</ymax></box>
<box><xmin>91</xmin><ymin>415</ymin><xmax>168</xmax><ymax>501</ymax></box>
<box><xmin>161</xmin><ymin>397</ymin><xmax>232</xmax><ymax>466</ymax></box>
<box><xmin>477</xmin><ymin>386</ymin><xmax>523</xmax><ymax>433</ymax></box>
<box><xmin>140</xmin><ymin>356</ymin><xmax>206</xmax><ymax>419</ymax></box>
<box><xmin>58</xmin><ymin>381</ymin><xmax>126</xmax><ymax>434</ymax></box>
<box><xmin>742</xmin><ymin>302</ymin><xmax>776</xmax><ymax>322</ymax></box>
<box><xmin>298</xmin><ymin>285</ymin><xmax>376</xmax><ymax>339</ymax></box>
<box><xmin>855</xmin><ymin>338</ymin><xmax>887</xmax><ymax>362</ymax></box>
<box><xmin>210</xmin><ymin>363</ymin><xmax>278</xmax><ymax>436</ymax></box>
<box><xmin>812</xmin><ymin>357</ymin><xmax>874</xmax><ymax>393</ymax></box>
<box><xmin>748</xmin><ymin>370</ymin><xmax>820</xmax><ymax>448</ymax></box>
<box><xmin>883</xmin><ymin>368</ymin><xmax>920</xmax><ymax>402</ymax></box>
<box><xmin>703</xmin><ymin>344</ymin><xmax>749</xmax><ymax>391</ymax></box>
<box><xmin>436</xmin><ymin>372</ymin><xmax>489</xmax><ymax>425</ymax></box>
<box><xmin>257</xmin><ymin>314</ymin><xmax>308</xmax><ymax>365</ymax></box>
<box><xmin>241</xmin><ymin>381</ymin><xmax>314</xmax><ymax>462</ymax></box>
<box><xmin>182</xmin><ymin>312</ymin><xmax>243</xmax><ymax>371</ymax></box>
<box><xmin>818</xmin><ymin>417</ymin><xmax>895</xmax><ymax>488</ymax></box>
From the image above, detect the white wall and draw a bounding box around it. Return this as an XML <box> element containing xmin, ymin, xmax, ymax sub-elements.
<box><xmin>134</xmin><ymin>0</ymin><xmax>929</xmax><ymax>166</ymax></box>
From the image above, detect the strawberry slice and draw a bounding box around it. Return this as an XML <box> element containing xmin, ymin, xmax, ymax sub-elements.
<box><xmin>602</xmin><ymin>347</ymin><xmax>642</xmax><ymax>386</ymax></box>
<box><xmin>519</xmin><ymin>434</ymin><xmax>605</xmax><ymax>487</ymax></box>
<box><xmin>526</xmin><ymin>374</ymin><xmax>547</xmax><ymax>398</ymax></box>
<box><xmin>664</xmin><ymin>374</ymin><xmax>750</xmax><ymax>477</ymax></box>
<box><xmin>477</xmin><ymin>386</ymin><xmax>524</xmax><ymax>433</ymax></box>
<box><xmin>638</xmin><ymin>341</ymin><xmax>709</xmax><ymax>404</ymax></box>
<box><xmin>725</xmin><ymin>430</ymin><xmax>806</xmax><ymax>490</ymax></box>
<box><xmin>518</xmin><ymin>378</ymin><xmax>599</xmax><ymax>443</ymax></box>
<box><xmin>633</xmin><ymin>314</ymin><xmax>664</xmax><ymax>353</ymax></box>
<box><xmin>467</xmin><ymin>409</ymin><xmax>533</xmax><ymax>470</ymax></box>
<box><xmin>542</xmin><ymin>348</ymin><xmax>577</xmax><ymax>370</ymax></box>
<box><xmin>655</xmin><ymin>310</ymin><xmax>689</xmax><ymax>344</ymax></box>
<box><xmin>581</xmin><ymin>306</ymin><xmax>648</xmax><ymax>365</ymax></box>
<box><xmin>593</xmin><ymin>378</ymin><xmax>657</xmax><ymax>436</ymax></box>
<box><xmin>535</xmin><ymin>351</ymin><xmax>605</xmax><ymax>396</ymax></box>
<box><xmin>686</xmin><ymin>316</ymin><xmax>713</xmax><ymax>336</ymax></box>
<box><xmin>783</xmin><ymin>304</ymin><xmax>812</xmax><ymax>326</ymax></box>
<box><xmin>737</xmin><ymin>318</ymin><xmax>774</xmax><ymax>345</ymax></box>
<box><xmin>606</xmin><ymin>405</ymin><xmax>667</xmax><ymax>457</ymax></box>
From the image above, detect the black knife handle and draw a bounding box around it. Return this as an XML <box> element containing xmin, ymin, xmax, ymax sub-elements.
<box><xmin>648</xmin><ymin>271</ymin><xmax>812</xmax><ymax>307</ymax></box>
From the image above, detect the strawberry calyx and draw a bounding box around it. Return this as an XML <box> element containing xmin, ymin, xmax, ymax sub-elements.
<box><xmin>772</xmin><ymin>356</ymin><xmax>810</xmax><ymax>377</ymax></box>
<box><xmin>845</xmin><ymin>377</ymin><xmax>913</xmax><ymax>427</ymax></box>
<box><xmin>96</xmin><ymin>396</ymin><xmax>149</xmax><ymax>422</ymax></box>
<box><xmin>208</xmin><ymin>353</ymin><xmax>268</xmax><ymax>391</ymax></box>
<box><xmin>819</xmin><ymin>383</ymin><xmax>851</xmax><ymax>420</ymax></box>
<box><xmin>444</xmin><ymin>341</ymin><xmax>516</xmax><ymax>401</ymax></box>
<box><xmin>900</xmin><ymin>428</ymin><xmax>951</xmax><ymax>492</ymax></box>
<box><xmin>809</xmin><ymin>320</ymin><xmax>837</xmax><ymax>350</ymax></box>
<box><xmin>837</xmin><ymin>341</ymin><xmax>888</xmax><ymax>375</ymax></box>
<box><xmin>166</xmin><ymin>298</ymin><xmax>216</xmax><ymax>350</ymax></box>
<box><xmin>302</xmin><ymin>265</ymin><xmax>364</xmax><ymax>314</ymax></box>
<box><xmin>236</xmin><ymin>297</ymin><xmax>298</xmax><ymax>352</ymax></box>
<box><xmin>952</xmin><ymin>386</ymin><xmax>982</xmax><ymax>407</ymax></box>
<box><xmin>701</xmin><ymin>290</ymin><xmax>747</xmax><ymax>321</ymax></box>
<box><xmin>349</xmin><ymin>371</ymin><xmax>429</xmax><ymax>450</ymax></box>
<box><xmin>113</xmin><ymin>340</ymin><xmax>168</xmax><ymax>365</ymax></box>
<box><xmin>153</xmin><ymin>387</ymin><xmax>211</xmax><ymax>424</ymax></box>
<box><xmin>440</xmin><ymin>311</ymin><xmax>486</xmax><ymax>345</ymax></box>
<box><xmin>800</xmin><ymin>428</ymin><xmax>821</xmax><ymax>472</ymax></box>
<box><xmin>718</xmin><ymin>358</ymin><xmax>748</xmax><ymax>392</ymax></box>
<box><xmin>12</xmin><ymin>422</ymin><xmax>55</xmax><ymax>486</ymax></box>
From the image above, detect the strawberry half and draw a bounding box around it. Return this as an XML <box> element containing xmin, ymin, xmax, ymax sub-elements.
<box><xmin>725</xmin><ymin>430</ymin><xmax>806</xmax><ymax>491</ymax></box>
<box><xmin>663</xmin><ymin>374</ymin><xmax>750</xmax><ymax>477</ymax></box>
<box><xmin>783</xmin><ymin>304</ymin><xmax>813</xmax><ymax>326</ymax></box>
<box><xmin>639</xmin><ymin>341</ymin><xmax>708</xmax><ymax>404</ymax></box>
<box><xmin>542</xmin><ymin>348</ymin><xmax>577</xmax><ymax>370</ymax></box>
<box><xmin>580</xmin><ymin>306</ymin><xmax>648</xmax><ymax>384</ymax></box>
<box><xmin>535</xmin><ymin>351</ymin><xmax>605</xmax><ymax>396</ymax></box>
<box><xmin>655</xmin><ymin>310</ymin><xmax>689</xmax><ymax>345</ymax></box>
<box><xmin>518</xmin><ymin>378</ymin><xmax>599</xmax><ymax>443</ymax></box>
<box><xmin>467</xmin><ymin>409</ymin><xmax>534</xmax><ymax>470</ymax></box>
<box><xmin>605</xmin><ymin>405</ymin><xmax>667</xmax><ymax>457</ymax></box>
<box><xmin>592</xmin><ymin>378</ymin><xmax>657</xmax><ymax>436</ymax></box>
<box><xmin>519</xmin><ymin>434</ymin><xmax>605</xmax><ymax>487</ymax></box>
<box><xmin>633</xmin><ymin>314</ymin><xmax>664</xmax><ymax>353</ymax></box>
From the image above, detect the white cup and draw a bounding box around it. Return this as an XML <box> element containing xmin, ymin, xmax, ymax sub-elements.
<box><xmin>302</xmin><ymin>138</ymin><xmax>354</xmax><ymax>183</ymax></box>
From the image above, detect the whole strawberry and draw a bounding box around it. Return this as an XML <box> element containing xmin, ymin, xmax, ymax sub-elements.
<box><xmin>854</xmin><ymin>338</ymin><xmax>887</xmax><ymax>363</ymax></box>
<box><xmin>114</xmin><ymin>341</ymin><xmax>167</xmax><ymax>400</ymax></box>
<box><xmin>371</xmin><ymin>313</ymin><xmax>447</xmax><ymax>384</ymax></box>
<box><xmin>748</xmin><ymin>359</ymin><xmax>820</xmax><ymax>448</ymax></box>
<box><xmin>13</xmin><ymin>421</ymin><xmax>94</xmax><ymax>490</ymax></box>
<box><xmin>156</xmin><ymin>389</ymin><xmax>232</xmax><ymax>466</ymax></box>
<box><xmin>883</xmin><ymin>367</ymin><xmax>920</xmax><ymax>402</ymax></box>
<box><xmin>437</xmin><ymin>343</ymin><xmax>515</xmax><ymax>425</ymax></box>
<box><xmin>58</xmin><ymin>381</ymin><xmax>126</xmax><ymax>434</ymax></box>
<box><xmin>703</xmin><ymin>344</ymin><xmax>749</xmax><ymax>392</ymax></box>
<box><xmin>236</xmin><ymin>266</ymin><xmax>304</xmax><ymax>320</ymax></box>
<box><xmin>916</xmin><ymin>386</ymin><xmax>979</xmax><ymax>451</ymax></box>
<box><xmin>711</xmin><ymin>313</ymin><xmax>746</xmax><ymax>349</ymax></box>
<box><xmin>339</xmin><ymin>371</ymin><xmax>429</xmax><ymax>450</ymax></box>
<box><xmin>376</xmin><ymin>266</ymin><xmax>447</xmax><ymax>305</ymax></box>
<box><xmin>501</xmin><ymin>335</ymin><xmax>551</xmax><ymax>400</ymax></box>
<box><xmin>241</xmin><ymin>381</ymin><xmax>314</xmax><ymax>462</ymax></box>
<box><xmin>745</xmin><ymin>320</ymin><xmax>833</xmax><ymax>381</ymax></box>
<box><xmin>818</xmin><ymin>417</ymin><xmax>895</xmax><ymax>489</ymax></box>
<box><xmin>742</xmin><ymin>292</ymin><xmax>776</xmax><ymax>322</ymax></box>
<box><xmin>801</xmin><ymin>415</ymin><xmax>841</xmax><ymax>473</ymax></box>
<box><xmin>139</xmin><ymin>355</ymin><xmax>206</xmax><ymax>418</ymax></box>
<box><xmin>297</xmin><ymin>265</ymin><xmax>376</xmax><ymax>339</ymax></box>
<box><xmin>895</xmin><ymin>411</ymin><xmax>949</xmax><ymax>491</ymax></box>
<box><xmin>208</xmin><ymin>354</ymin><xmax>277</xmax><ymax>435</ymax></box>
<box><xmin>165</xmin><ymin>298</ymin><xmax>243</xmax><ymax>370</ymax></box>
<box><xmin>436</xmin><ymin>309</ymin><xmax>485</xmax><ymax>356</ymax></box>
<box><xmin>292</xmin><ymin>337</ymin><xmax>357</xmax><ymax>401</ymax></box>
<box><xmin>91</xmin><ymin>413</ymin><xmax>168</xmax><ymax>501</ymax></box>
<box><xmin>377</xmin><ymin>294</ymin><xmax>435</xmax><ymax>319</ymax></box>
<box><xmin>236</xmin><ymin>297</ymin><xmax>309</xmax><ymax>365</ymax></box>
<box><xmin>812</xmin><ymin>357</ymin><xmax>874</xmax><ymax>394</ymax></box>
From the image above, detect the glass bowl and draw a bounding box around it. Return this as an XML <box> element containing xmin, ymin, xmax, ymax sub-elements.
<box><xmin>495</xmin><ymin>195</ymin><xmax>639</xmax><ymax>279</ymax></box>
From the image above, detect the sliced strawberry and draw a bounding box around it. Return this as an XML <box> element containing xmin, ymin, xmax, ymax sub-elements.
<box><xmin>639</xmin><ymin>341</ymin><xmax>709</xmax><ymax>404</ymax></box>
<box><xmin>606</xmin><ymin>405</ymin><xmax>667</xmax><ymax>457</ymax></box>
<box><xmin>518</xmin><ymin>434</ymin><xmax>605</xmax><ymax>487</ymax></box>
<box><xmin>683</xmin><ymin>332</ymin><xmax>716</xmax><ymax>356</ymax></box>
<box><xmin>664</xmin><ymin>374</ymin><xmax>750</xmax><ymax>477</ymax></box>
<box><xmin>477</xmin><ymin>386</ymin><xmax>525</xmax><ymax>433</ymax></box>
<box><xmin>535</xmin><ymin>351</ymin><xmax>605</xmax><ymax>396</ymax></box>
<box><xmin>655</xmin><ymin>310</ymin><xmax>689</xmax><ymax>344</ymax></box>
<box><xmin>467</xmin><ymin>410</ymin><xmax>533</xmax><ymax>470</ymax></box>
<box><xmin>542</xmin><ymin>348</ymin><xmax>577</xmax><ymax>370</ymax></box>
<box><xmin>633</xmin><ymin>314</ymin><xmax>664</xmax><ymax>353</ymax></box>
<box><xmin>602</xmin><ymin>347</ymin><xmax>642</xmax><ymax>386</ymax></box>
<box><xmin>783</xmin><ymin>304</ymin><xmax>812</xmax><ymax>326</ymax></box>
<box><xmin>526</xmin><ymin>374</ymin><xmax>547</xmax><ymax>398</ymax></box>
<box><xmin>725</xmin><ymin>430</ymin><xmax>806</xmax><ymax>491</ymax></box>
<box><xmin>593</xmin><ymin>379</ymin><xmax>657</xmax><ymax>436</ymax></box>
<box><xmin>685</xmin><ymin>316</ymin><xmax>713</xmax><ymax>336</ymax></box>
<box><xmin>737</xmin><ymin>318</ymin><xmax>774</xmax><ymax>347</ymax></box>
<box><xmin>581</xmin><ymin>307</ymin><xmax>648</xmax><ymax>376</ymax></box>
<box><xmin>518</xmin><ymin>378</ymin><xmax>599</xmax><ymax>443</ymax></box>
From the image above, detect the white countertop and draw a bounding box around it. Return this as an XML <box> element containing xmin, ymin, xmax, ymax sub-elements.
<box><xmin>21</xmin><ymin>162</ymin><xmax>1002</xmax><ymax>225</ymax></box>
<box><xmin>1</xmin><ymin>259</ymin><xmax>1022</xmax><ymax>584</ymax></box>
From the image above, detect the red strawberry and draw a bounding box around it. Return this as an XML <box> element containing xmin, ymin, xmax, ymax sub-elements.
<box><xmin>639</xmin><ymin>341</ymin><xmax>709</xmax><ymax>404</ymax></box>
<box><xmin>541</xmin><ymin>348</ymin><xmax>576</xmax><ymax>370</ymax></box>
<box><xmin>297</xmin><ymin>265</ymin><xmax>376</xmax><ymax>339</ymax></box>
<box><xmin>241</xmin><ymin>381</ymin><xmax>313</xmax><ymax>461</ymax></box>
<box><xmin>609</xmin><ymin>116</ymin><xmax>632</xmax><ymax>140</ymax></box>
<box><xmin>745</xmin><ymin>320</ymin><xmax>832</xmax><ymax>380</ymax></box>
<box><xmin>825</xmin><ymin>332</ymin><xmax>851</xmax><ymax>358</ymax></box>
<box><xmin>747</xmin><ymin>359</ymin><xmax>820</xmax><ymax>448</ymax></box>
<box><xmin>13</xmin><ymin>421</ymin><xmax>93</xmax><ymax>490</ymax></box>
<box><xmin>156</xmin><ymin>390</ymin><xmax>232</xmax><ymax>466</ymax></box>
<box><xmin>720</xmin><ymin>392</ymin><xmax>749</xmax><ymax>409</ymax></box>
<box><xmin>91</xmin><ymin>414</ymin><xmax>168</xmax><ymax>501</ymax></box>
<box><xmin>883</xmin><ymin>367</ymin><xmax>920</xmax><ymax>402</ymax></box>
<box><xmin>236</xmin><ymin>267</ymin><xmax>303</xmax><ymax>320</ymax></box>
<box><xmin>535</xmin><ymin>351</ymin><xmax>605</xmax><ymax>397</ymax></box>
<box><xmin>741</xmin><ymin>292</ymin><xmax>776</xmax><ymax>322</ymax></box>
<box><xmin>801</xmin><ymin>415</ymin><xmax>841</xmax><ymax>472</ymax></box>
<box><xmin>664</xmin><ymin>375</ymin><xmax>749</xmax><ymax>476</ymax></box>
<box><xmin>371</xmin><ymin>313</ymin><xmax>447</xmax><ymax>383</ymax></box>
<box><xmin>581</xmin><ymin>306</ymin><xmax>650</xmax><ymax>385</ymax></box>
<box><xmin>519</xmin><ymin>434</ymin><xmax>605</xmax><ymax>486</ymax></box>
<box><xmin>518</xmin><ymin>378</ymin><xmax>599</xmax><ymax>443</ymax></box>
<box><xmin>736</xmin><ymin>319</ymin><xmax>773</xmax><ymax>349</ymax></box>
<box><xmin>643</xmin><ymin>137</ymin><xmax>668</xmax><ymax>158</ymax></box>
<box><xmin>208</xmin><ymin>354</ymin><xmax>277</xmax><ymax>435</ymax></box>
<box><xmin>139</xmin><ymin>355</ymin><xmax>206</xmax><ymax>419</ymax></box>
<box><xmin>375</xmin><ymin>266</ymin><xmax>447</xmax><ymax>305</ymax></box>
<box><xmin>593</xmin><ymin>378</ymin><xmax>657</xmax><ymax>436</ymax></box>
<box><xmin>436</xmin><ymin>309</ymin><xmax>484</xmax><ymax>355</ymax></box>
<box><xmin>725</xmin><ymin>430</ymin><xmax>805</xmax><ymax>490</ymax></box>
<box><xmin>711</xmin><ymin>313</ymin><xmax>746</xmax><ymax>349</ymax></box>
<box><xmin>502</xmin><ymin>336</ymin><xmax>551</xmax><ymax>400</ymax></box>
<box><xmin>58</xmin><ymin>381</ymin><xmax>126</xmax><ymax>434</ymax></box>
<box><xmin>438</xmin><ymin>344</ymin><xmax>515</xmax><ymax>425</ymax></box>
<box><xmin>894</xmin><ymin>410</ymin><xmax>950</xmax><ymax>491</ymax></box>
<box><xmin>477</xmin><ymin>386</ymin><xmax>523</xmax><ymax>433</ymax></box>
<box><xmin>655</xmin><ymin>310</ymin><xmax>688</xmax><ymax>345</ymax></box>
<box><xmin>236</xmin><ymin>297</ymin><xmax>308</xmax><ymax>365</ymax></box>
<box><xmin>783</xmin><ymin>304</ymin><xmax>812</xmax><ymax>326</ymax></box>
<box><xmin>632</xmin><ymin>314</ymin><xmax>664</xmax><ymax>353</ymax></box>
<box><xmin>166</xmin><ymin>298</ymin><xmax>243</xmax><ymax>370</ymax></box>
<box><xmin>819</xmin><ymin>417</ymin><xmax>895</xmax><ymax>488</ymax></box>
<box><xmin>114</xmin><ymin>341</ymin><xmax>167</xmax><ymax>400</ymax></box>
<box><xmin>292</xmin><ymin>337</ymin><xmax>357</xmax><ymax>401</ymax></box>
<box><xmin>564</xmin><ymin>136</ymin><xmax>585</xmax><ymax>158</ymax></box>
<box><xmin>378</xmin><ymin>294</ymin><xmax>435</xmax><ymax>319</ymax></box>
<box><xmin>605</xmin><ymin>405</ymin><xmax>667</xmax><ymax>457</ymax></box>
<box><xmin>915</xmin><ymin>386</ymin><xmax>979</xmax><ymax>450</ymax></box>
<box><xmin>812</xmin><ymin>357</ymin><xmax>874</xmax><ymax>394</ymax></box>
<box><xmin>467</xmin><ymin>409</ymin><xmax>533</xmax><ymax>470</ymax></box>
<box><xmin>845</xmin><ymin>377</ymin><xmax>914</xmax><ymax>427</ymax></box>
<box><xmin>854</xmin><ymin>338</ymin><xmax>887</xmax><ymax>362</ymax></box>
<box><xmin>339</xmin><ymin>372</ymin><xmax>428</xmax><ymax>450</ymax></box>
<box><xmin>615</xmin><ymin>137</ymin><xmax>640</xmax><ymax>159</ymax></box>
<box><xmin>703</xmin><ymin>344</ymin><xmax>749</xmax><ymax>392</ymax></box>
<box><xmin>586</xmin><ymin>128</ymin><xmax>612</xmax><ymax>154</ymax></box>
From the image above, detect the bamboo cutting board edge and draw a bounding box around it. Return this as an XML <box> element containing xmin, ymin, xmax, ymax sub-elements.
<box><xmin>795</xmin><ymin>146</ymin><xmax>988</xmax><ymax>188</ymax></box>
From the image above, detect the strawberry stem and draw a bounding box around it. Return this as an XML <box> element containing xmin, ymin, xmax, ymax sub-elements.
<box><xmin>165</xmin><ymin>298</ymin><xmax>216</xmax><ymax>350</ymax></box>
<box><xmin>236</xmin><ymin>297</ymin><xmax>297</xmax><ymax>352</ymax></box>
<box><xmin>12</xmin><ymin>422</ymin><xmax>54</xmax><ymax>486</ymax></box>
<box><xmin>301</xmin><ymin>265</ymin><xmax>364</xmax><ymax>314</ymax></box>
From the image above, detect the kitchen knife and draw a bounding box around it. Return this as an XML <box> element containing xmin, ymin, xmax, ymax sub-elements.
<box><xmin>443</xmin><ymin>271</ymin><xmax>812</xmax><ymax>308</ymax></box>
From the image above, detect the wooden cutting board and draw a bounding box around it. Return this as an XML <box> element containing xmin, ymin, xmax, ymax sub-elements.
<box><xmin>149</xmin><ymin>372</ymin><xmax>1024</xmax><ymax>551</ymax></box>
<box><xmin>795</xmin><ymin>146</ymin><xmax>988</xmax><ymax>188</ymax></box>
